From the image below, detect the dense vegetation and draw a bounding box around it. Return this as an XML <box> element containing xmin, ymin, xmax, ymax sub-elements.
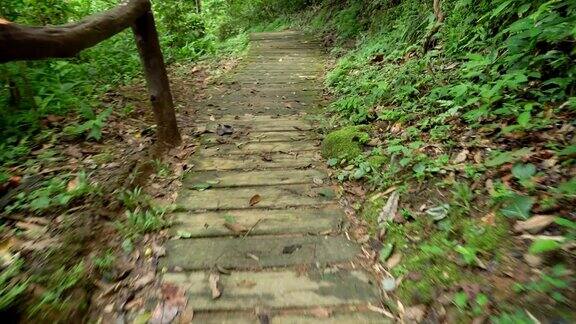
<box><xmin>1</xmin><ymin>0</ymin><xmax>574</xmax><ymax>322</ymax></box>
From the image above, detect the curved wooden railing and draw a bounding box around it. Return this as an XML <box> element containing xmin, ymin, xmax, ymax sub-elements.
<box><xmin>0</xmin><ymin>0</ymin><xmax>181</xmax><ymax>150</ymax></box>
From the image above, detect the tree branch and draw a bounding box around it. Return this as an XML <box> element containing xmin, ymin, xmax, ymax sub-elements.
<box><xmin>0</xmin><ymin>0</ymin><xmax>150</xmax><ymax>63</ymax></box>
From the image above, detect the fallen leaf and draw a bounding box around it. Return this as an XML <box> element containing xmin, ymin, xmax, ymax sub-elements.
<box><xmin>209</xmin><ymin>272</ymin><xmax>222</xmax><ymax>299</ymax></box>
<box><xmin>282</xmin><ymin>244</ymin><xmax>302</xmax><ymax>254</ymax></box>
<box><xmin>236</xmin><ymin>279</ymin><xmax>257</xmax><ymax>288</ymax></box>
<box><xmin>216</xmin><ymin>124</ymin><xmax>234</xmax><ymax>136</ymax></box>
<box><xmin>309</xmin><ymin>307</ymin><xmax>331</xmax><ymax>318</ymax></box>
<box><xmin>67</xmin><ymin>177</ymin><xmax>80</xmax><ymax>192</ymax></box>
<box><xmin>514</xmin><ymin>215</ymin><xmax>555</xmax><ymax>234</ymax></box>
<box><xmin>150</xmin><ymin>303</ymin><xmax>179</xmax><ymax>324</ymax></box>
<box><xmin>378</xmin><ymin>191</ymin><xmax>399</xmax><ymax>224</ymax></box>
<box><xmin>249</xmin><ymin>194</ymin><xmax>261</xmax><ymax>206</ymax></box>
<box><xmin>523</xmin><ymin>253</ymin><xmax>542</xmax><ymax>267</ymax></box>
<box><xmin>133</xmin><ymin>273</ymin><xmax>155</xmax><ymax>290</ymax></box>
<box><xmin>453</xmin><ymin>149</ymin><xmax>469</xmax><ymax>164</ymax></box>
<box><xmin>178</xmin><ymin>306</ymin><xmax>194</xmax><ymax>323</ymax></box>
<box><xmin>386</xmin><ymin>252</ymin><xmax>402</xmax><ymax>269</ymax></box>
<box><xmin>404</xmin><ymin>305</ymin><xmax>427</xmax><ymax>322</ymax></box>
<box><xmin>175</xmin><ymin>230</ymin><xmax>192</xmax><ymax>239</ymax></box>
<box><xmin>224</xmin><ymin>222</ymin><xmax>248</xmax><ymax>235</ymax></box>
<box><xmin>247</xmin><ymin>253</ymin><xmax>259</xmax><ymax>261</ymax></box>
<box><xmin>261</xmin><ymin>153</ymin><xmax>273</xmax><ymax>161</ymax></box>
<box><xmin>150</xmin><ymin>283</ymin><xmax>187</xmax><ymax>324</ymax></box>
<box><xmin>425</xmin><ymin>204</ymin><xmax>450</xmax><ymax>221</ymax></box>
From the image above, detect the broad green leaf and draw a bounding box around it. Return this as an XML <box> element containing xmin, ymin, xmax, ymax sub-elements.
<box><xmin>379</xmin><ymin>243</ymin><xmax>394</xmax><ymax>262</ymax></box>
<box><xmin>485</xmin><ymin>148</ymin><xmax>532</xmax><ymax>167</ymax></box>
<box><xmin>453</xmin><ymin>291</ymin><xmax>469</xmax><ymax>309</ymax></box>
<box><xmin>500</xmin><ymin>194</ymin><xmax>534</xmax><ymax>219</ymax></box>
<box><xmin>327</xmin><ymin>158</ymin><xmax>339</xmax><ymax>167</ymax></box>
<box><xmin>555</xmin><ymin>217</ymin><xmax>576</xmax><ymax>230</ymax></box>
<box><xmin>517</xmin><ymin>110</ymin><xmax>531</xmax><ymax>127</ymax></box>
<box><xmin>511</xmin><ymin>163</ymin><xmax>536</xmax><ymax>180</ymax></box>
<box><xmin>191</xmin><ymin>183</ymin><xmax>212</xmax><ymax>191</ymax></box>
<box><xmin>529</xmin><ymin>239</ymin><xmax>561</xmax><ymax>254</ymax></box>
<box><xmin>455</xmin><ymin>245</ymin><xmax>477</xmax><ymax>265</ymax></box>
<box><xmin>175</xmin><ymin>230</ymin><xmax>192</xmax><ymax>239</ymax></box>
<box><xmin>425</xmin><ymin>204</ymin><xmax>449</xmax><ymax>221</ymax></box>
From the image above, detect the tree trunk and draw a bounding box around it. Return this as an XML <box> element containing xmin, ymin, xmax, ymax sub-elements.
<box><xmin>132</xmin><ymin>10</ymin><xmax>181</xmax><ymax>151</ymax></box>
<box><xmin>196</xmin><ymin>0</ymin><xmax>202</xmax><ymax>14</ymax></box>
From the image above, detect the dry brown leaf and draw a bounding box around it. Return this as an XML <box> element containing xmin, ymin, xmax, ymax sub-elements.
<box><xmin>453</xmin><ymin>149</ymin><xmax>469</xmax><ymax>164</ymax></box>
<box><xmin>404</xmin><ymin>305</ymin><xmax>427</xmax><ymax>322</ymax></box>
<box><xmin>209</xmin><ymin>272</ymin><xmax>222</xmax><ymax>299</ymax></box>
<box><xmin>378</xmin><ymin>191</ymin><xmax>399</xmax><ymax>224</ymax></box>
<box><xmin>309</xmin><ymin>307</ymin><xmax>332</xmax><ymax>318</ymax></box>
<box><xmin>514</xmin><ymin>215</ymin><xmax>555</xmax><ymax>234</ymax></box>
<box><xmin>67</xmin><ymin>177</ymin><xmax>80</xmax><ymax>192</ymax></box>
<box><xmin>133</xmin><ymin>272</ymin><xmax>155</xmax><ymax>290</ymax></box>
<box><xmin>386</xmin><ymin>252</ymin><xmax>402</xmax><ymax>269</ymax></box>
<box><xmin>249</xmin><ymin>194</ymin><xmax>261</xmax><ymax>206</ymax></box>
<box><xmin>236</xmin><ymin>279</ymin><xmax>257</xmax><ymax>288</ymax></box>
<box><xmin>224</xmin><ymin>222</ymin><xmax>248</xmax><ymax>235</ymax></box>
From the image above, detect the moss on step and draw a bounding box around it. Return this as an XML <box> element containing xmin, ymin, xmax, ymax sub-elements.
<box><xmin>321</xmin><ymin>126</ymin><xmax>369</xmax><ymax>160</ymax></box>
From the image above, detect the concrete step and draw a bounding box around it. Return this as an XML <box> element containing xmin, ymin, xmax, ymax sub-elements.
<box><xmin>198</xmin><ymin>140</ymin><xmax>320</xmax><ymax>157</ymax></box>
<box><xmin>191</xmin><ymin>311</ymin><xmax>391</xmax><ymax>324</ymax></box>
<box><xmin>162</xmin><ymin>235</ymin><xmax>358</xmax><ymax>270</ymax></box>
<box><xmin>171</xmin><ymin>205</ymin><xmax>342</xmax><ymax>238</ymax></box>
<box><xmin>190</xmin><ymin>151</ymin><xmax>321</xmax><ymax>171</ymax></box>
<box><xmin>184</xmin><ymin>169</ymin><xmax>326</xmax><ymax>188</ymax></box>
<box><xmin>202</xmin><ymin>130</ymin><xmax>320</xmax><ymax>144</ymax></box>
<box><xmin>162</xmin><ymin>269</ymin><xmax>378</xmax><ymax>310</ymax></box>
<box><xmin>176</xmin><ymin>184</ymin><xmax>337</xmax><ymax>211</ymax></box>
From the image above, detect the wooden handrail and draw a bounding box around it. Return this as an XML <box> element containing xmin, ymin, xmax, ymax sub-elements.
<box><xmin>0</xmin><ymin>0</ymin><xmax>181</xmax><ymax>150</ymax></box>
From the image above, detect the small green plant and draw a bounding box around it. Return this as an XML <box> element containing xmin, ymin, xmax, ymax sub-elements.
<box><xmin>117</xmin><ymin>187</ymin><xmax>148</xmax><ymax>210</ymax></box>
<box><xmin>116</xmin><ymin>206</ymin><xmax>168</xmax><ymax>239</ymax></box>
<box><xmin>92</xmin><ymin>250</ymin><xmax>115</xmax><ymax>272</ymax></box>
<box><xmin>451</xmin><ymin>181</ymin><xmax>473</xmax><ymax>211</ymax></box>
<box><xmin>6</xmin><ymin>172</ymin><xmax>93</xmax><ymax>213</ymax></box>
<box><xmin>453</xmin><ymin>291</ymin><xmax>490</xmax><ymax>315</ymax></box>
<box><xmin>0</xmin><ymin>258</ymin><xmax>29</xmax><ymax>311</ymax></box>
<box><xmin>514</xmin><ymin>264</ymin><xmax>572</xmax><ymax>304</ymax></box>
<box><xmin>63</xmin><ymin>108</ymin><xmax>112</xmax><ymax>141</ymax></box>
<box><xmin>152</xmin><ymin>159</ymin><xmax>171</xmax><ymax>177</ymax></box>
<box><xmin>29</xmin><ymin>262</ymin><xmax>86</xmax><ymax>315</ymax></box>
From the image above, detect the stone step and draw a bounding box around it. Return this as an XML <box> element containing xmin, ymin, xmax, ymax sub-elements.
<box><xmin>191</xmin><ymin>151</ymin><xmax>320</xmax><ymax>171</ymax></box>
<box><xmin>206</xmin><ymin>91</ymin><xmax>318</xmax><ymax>100</ymax></box>
<box><xmin>162</xmin><ymin>235</ymin><xmax>358</xmax><ymax>270</ymax></box>
<box><xmin>199</xmin><ymin>140</ymin><xmax>320</xmax><ymax>157</ymax></box>
<box><xmin>162</xmin><ymin>269</ymin><xmax>377</xmax><ymax>310</ymax></box>
<box><xmin>202</xmin><ymin>130</ymin><xmax>319</xmax><ymax>144</ymax></box>
<box><xmin>184</xmin><ymin>169</ymin><xmax>326</xmax><ymax>188</ymax></box>
<box><xmin>171</xmin><ymin>205</ymin><xmax>342</xmax><ymax>238</ymax></box>
<box><xmin>177</xmin><ymin>184</ymin><xmax>337</xmax><ymax>211</ymax></box>
<box><xmin>202</xmin><ymin>119</ymin><xmax>315</xmax><ymax>132</ymax></box>
<box><xmin>203</xmin><ymin>106</ymin><xmax>303</xmax><ymax>116</ymax></box>
<box><xmin>191</xmin><ymin>312</ymin><xmax>391</xmax><ymax>324</ymax></box>
<box><xmin>201</xmin><ymin>101</ymin><xmax>312</xmax><ymax>113</ymax></box>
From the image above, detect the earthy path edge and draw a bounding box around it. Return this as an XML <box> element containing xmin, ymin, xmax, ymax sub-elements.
<box><xmin>160</xmin><ymin>31</ymin><xmax>389</xmax><ymax>323</ymax></box>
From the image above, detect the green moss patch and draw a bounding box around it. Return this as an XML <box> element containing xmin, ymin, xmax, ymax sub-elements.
<box><xmin>321</xmin><ymin>126</ymin><xmax>369</xmax><ymax>160</ymax></box>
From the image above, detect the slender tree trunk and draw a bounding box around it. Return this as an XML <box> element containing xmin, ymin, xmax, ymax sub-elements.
<box><xmin>132</xmin><ymin>10</ymin><xmax>181</xmax><ymax>151</ymax></box>
<box><xmin>195</xmin><ymin>0</ymin><xmax>202</xmax><ymax>13</ymax></box>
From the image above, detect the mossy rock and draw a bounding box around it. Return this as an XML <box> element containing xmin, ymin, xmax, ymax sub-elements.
<box><xmin>321</xmin><ymin>125</ymin><xmax>370</xmax><ymax>160</ymax></box>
